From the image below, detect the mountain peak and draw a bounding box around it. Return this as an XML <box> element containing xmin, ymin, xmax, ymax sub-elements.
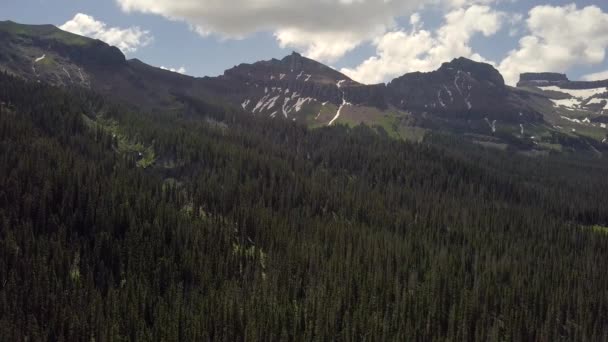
<box><xmin>222</xmin><ymin>52</ymin><xmax>357</xmax><ymax>87</ymax></box>
<box><xmin>386</xmin><ymin>56</ymin><xmax>519</xmax><ymax>117</ymax></box>
<box><xmin>0</xmin><ymin>20</ymin><xmax>125</xmax><ymax>64</ymax></box>
<box><xmin>442</xmin><ymin>57</ymin><xmax>481</xmax><ymax>67</ymax></box>
<box><xmin>0</xmin><ymin>20</ymin><xmax>66</xmax><ymax>40</ymax></box>
<box><xmin>0</xmin><ymin>20</ymin><xmax>126</xmax><ymax>89</ymax></box>
<box><xmin>439</xmin><ymin>57</ymin><xmax>505</xmax><ymax>88</ymax></box>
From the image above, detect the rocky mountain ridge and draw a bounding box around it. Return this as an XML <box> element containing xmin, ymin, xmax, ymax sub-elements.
<box><xmin>518</xmin><ymin>72</ymin><xmax>608</xmax><ymax>89</ymax></box>
<box><xmin>1</xmin><ymin>20</ymin><xmax>607</xmax><ymax>153</ymax></box>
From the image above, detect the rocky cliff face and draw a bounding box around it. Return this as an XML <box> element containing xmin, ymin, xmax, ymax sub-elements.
<box><xmin>50</xmin><ymin>40</ymin><xmax>126</xmax><ymax>68</ymax></box>
<box><xmin>517</xmin><ymin>71</ymin><xmax>608</xmax><ymax>116</ymax></box>
<box><xmin>0</xmin><ymin>21</ymin><xmax>126</xmax><ymax>88</ymax></box>
<box><xmin>217</xmin><ymin>55</ymin><xmax>548</xmax><ymax>122</ymax></box>
<box><xmin>385</xmin><ymin>58</ymin><xmax>537</xmax><ymax>122</ymax></box>
<box><xmin>518</xmin><ymin>73</ymin><xmax>569</xmax><ymax>87</ymax></box>
<box><xmin>517</xmin><ymin>72</ymin><xmax>608</xmax><ymax>90</ymax></box>
<box><xmin>211</xmin><ymin>52</ymin><xmax>389</xmax><ymax>120</ymax></box>
<box><xmin>0</xmin><ymin>21</ymin><xmax>197</xmax><ymax>109</ymax></box>
<box><xmin>223</xmin><ymin>52</ymin><xmax>353</xmax><ymax>87</ymax></box>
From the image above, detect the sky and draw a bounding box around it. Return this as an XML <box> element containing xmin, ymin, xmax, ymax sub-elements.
<box><xmin>2</xmin><ymin>0</ymin><xmax>608</xmax><ymax>85</ymax></box>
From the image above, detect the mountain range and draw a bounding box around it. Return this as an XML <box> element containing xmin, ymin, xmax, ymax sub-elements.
<box><xmin>1</xmin><ymin>19</ymin><xmax>607</xmax><ymax>153</ymax></box>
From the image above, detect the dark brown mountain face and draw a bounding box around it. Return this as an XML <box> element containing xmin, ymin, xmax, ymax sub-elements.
<box><xmin>0</xmin><ymin>20</ymin><xmax>127</xmax><ymax>88</ymax></box>
<box><xmin>2</xmin><ymin>20</ymin><xmax>606</xmax><ymax>152</ymax></box>
<box><xmin>215</xmin><ymin>55</ymin><xmax>545</xmax><ymax>124</ymax></box>
<box><xmin>216</xmin><ymin>52</ymin><xmax>352</xmax><ymax>109</ymax></box>
<box><xmin>0</xmin><ymin>21</ymin><xmax>214</xmax><ymax>110</ymax></box>
<box><xmin>223</xmin><ymin>52</ymin><xmax>356</xmax><ymax>87</ymax></box>
<box><xmin>386</xmin><ymin>58</ymin><xmax>527</xmax><ymax>121</ymax></box>
<box><xmin>518</xmin><ymin>72</ymin><xmax>608</xmax><ymax>91</ymax></box>
<box><xmin>518</xmin><ymin>72</ymin><xmax>569</xmax><ymax>87</ymax></box>
<box><xmin>204</xmin><ymin>52</ymin><xmax>390</xmax><ymax>120</ymax></box>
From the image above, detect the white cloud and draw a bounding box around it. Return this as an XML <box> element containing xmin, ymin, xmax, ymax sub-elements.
<box><xmin>60</xmin><ymin>13</ymin><xmax>152</xmax><ymax>54</ymax></box>
<box><xmin>582</xmin><ymin>70</ymin><xmax>608</xmax><ymax>81</ymax></box>
<box><xmin>109</xmin><ymin>1</ymin><xmax>608</xmax><ymax>86</ymax></box>
<box><xmin>160</xmin><ymin>66</ymin><xmax>187</xmax><ymax>74</ymax></box>
<box><xmin>115</xmin><ymin>0</ymin><xmax>440</xmax><ymax>62</ymax></box>
<box><xmin>498</xmin><ymin>5</ymin><xmax>608</xmax><ymax>85</ymax></box>
<box><xmin>341</xmin><ymin>5</ymin><xmax>503</xmax><ymax>84</ymax></box>
<box><xmin>274</xmin><ymin>28</ymin><xmax>386</xmax><ymax>62</ymax></box>
<box><xmin>444</xmin><ymin>0</ymin><xmax>497</xmax><ymax>8</ymax></box>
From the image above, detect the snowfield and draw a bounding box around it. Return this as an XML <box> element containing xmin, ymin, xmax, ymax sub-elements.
<box><xmin>539</xmin><ymin>86</ymin><xmax>608</xmax><ymax>99</ymax></box>
<box><xmin>550</xmin><ymin>98</ymin><xmax>581</xmax><ymax>109</ymax></box>
<box><xmin>587</xmin><ymin>98</ymin><xmax>608</xmax><ymax>110</ymax></box>
<box><xmin>329</xmin><ymin>93</ymin><xmax>351</xmax><ymax>126</ymax></box>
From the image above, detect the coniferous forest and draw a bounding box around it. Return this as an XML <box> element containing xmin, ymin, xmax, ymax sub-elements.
<box><xmin>1</xmin><ymin>71</ymin><xmax>608</xmax><ymax>341</ymax></box>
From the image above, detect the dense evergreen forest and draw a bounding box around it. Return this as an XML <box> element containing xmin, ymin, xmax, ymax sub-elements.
<box><xmin>1</xmin><ymin>72</ymin><xmax>608</xmax><ymax>341</ymax></box>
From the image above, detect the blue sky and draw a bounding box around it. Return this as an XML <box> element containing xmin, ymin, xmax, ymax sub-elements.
<box><xmin>2</xmin><ymin>0</ymin><xmax>608</xmax><ymax>85</ymax></box>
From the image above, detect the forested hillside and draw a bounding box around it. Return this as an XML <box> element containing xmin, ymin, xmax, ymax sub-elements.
<box><xmin>1</xmin><ymin>72</ymin><xmax>608</xmax><ymax>341</ymax></box>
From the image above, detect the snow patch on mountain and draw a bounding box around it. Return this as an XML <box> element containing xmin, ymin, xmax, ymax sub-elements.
<box><xmin>293</xmin><ymin>97</ymin><xmax>314</xmax><ymax>112</ymax></box>
<box><xmin>453</xmin><ymin>72</ymin><xmax>464</xmax><ymax>95</ymax></box>
<box><xmin>551</xmin><ymin>98</ymin><xmax>581</xmax><ymax>110</ymax></box>
<box><xmin>437</xmin><ymin>90</ymin><xmax>446</xmax><ymax>109</ymax></box>
<box><xmin>263</xmin><ymin>96</ymin><xmax>280</xmax><ymax>111</ymax></box>
<box><xmin>253</xmin><ymin>94</ymin><xmax>272</xmax><ymax>112</ymax></box>
<box><xmin>329</xmin><ymin>93</ymin><xmax>351</xmax><ymax>126</ymax></box>
<box><xmin>443</xmin><ymin>85</ymin><xmax>453</xmax><ymax>103</ymax></box>
<box><xmin>588</xmin><ymin>98</ymin><xmax>608</xmax><ymax>110</ymax></box>
<box><xmin>282</xmin><ymin>98</ymin><xmax>291</xmax><ymax>118</ymax></box>
<box><xmin>485</xmin><ymin>118</ymin><xmax>496</xmax><ymax>133</ymax></box>
<box><xmin>241</xmin><ymin>99</ymin><xmax>251</xmax><ymax>109</ymax></box>
<box><xmin>560</xmin><ymin>116</ymin><xmax>582</xmax><ymax>124</ymax></box>
<box><xmin>315</xmin><ymin>102</ymin><xmax>328</xmax><ymax>120</ymax></box>
<box><xmin>452</xmin><ymin>72</ymin><xmax>473</xmax><ymax>109</ymax></box>
<box><xmin>539</xmin><ymin>86</ymin><xmax>608</xmax><ymax>99</ymax></box>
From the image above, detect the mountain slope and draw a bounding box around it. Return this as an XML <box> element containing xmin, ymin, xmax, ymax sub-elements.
<box><xmin>202</xmin><ymin>52</ymin><xmax>390</xmax><ymax>127</ymax></box>
<box><xmin>388</xmin><ymin>58</ymin><xmax>541</xmax><ymax>122</ymax></box>
<box><xmin>515</xmin><ymin>72</ymin><xmax>608</xmax><ymax>144</ymax></box>
<box><xmin>0</xmin><ymin>20</ymin><xmax>213</xmax><ymax>111</ymax></box>
<box><xmin>0</xmin><ymin>20</ymin><xmax>125</xmax><ymax>86</ymax></box>
<box><xmin>1</xmin><ymin>20</ymin><xmax>606</xmax><ymax>153</ymax></box>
